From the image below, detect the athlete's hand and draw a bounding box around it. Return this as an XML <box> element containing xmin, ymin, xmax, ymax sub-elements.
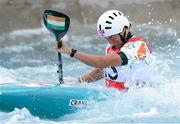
<box><xmin>54</xmin><ymin>40</ymin><xmax>71</xmax><ymax>55</ymax></box>
<box><xmin>77</xmin><ymin>76</ymin><xmax>86</xmax><ymax>83</ymax></box>
<box><xmin>63</xmin><ymin>77</ymin><xmax>80</xmax><ymax>85</ymax></box>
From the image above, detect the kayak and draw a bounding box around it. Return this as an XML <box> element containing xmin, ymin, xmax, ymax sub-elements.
<box><xmin>0</xmin><ymin>82</ymin><xmax>110</xmax><ymax>119</ymax></box>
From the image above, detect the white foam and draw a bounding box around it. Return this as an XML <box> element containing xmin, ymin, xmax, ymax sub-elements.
<box><xmin>0</xmin><ymin>23</ymin><xmax>179</xmax><ymax>123</ymax></box>
<box><xmin>9</xmin><ymin>26</ymin><xmax>48</xmax><ymax>37</ymax></box>
<box><xmin>2</xmin><ymin>108</ymin><xmax>41</xmax><ymax>124</ymax></box>
<box><xmin>2</xmin><ymin>44</ymin><xmax>34</xmax><ymax>53</ymax></box>
<box><xmin>132</xmin><ymin>108</ymin><xmax>159</xmax><ymax>117</ymax></box>
<box><xmin>0</xmin><ymin>67</ymin><xmax>18</xmax><ymax>84</ymax></box>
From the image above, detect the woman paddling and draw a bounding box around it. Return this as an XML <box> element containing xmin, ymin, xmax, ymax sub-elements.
<box><xmin>55</xmin><ymin>10</ymin><xmax>153</xmax><ymax>90</ymax></box>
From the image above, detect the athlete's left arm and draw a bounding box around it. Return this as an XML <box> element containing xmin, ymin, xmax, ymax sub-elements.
<box><xmin>74</xmin><ymin>51</ymin><xmax>123</xmax><ymax>68</ymax></box>
<box><xmin>54</xmin><ymin>41</ymin><xmax>124</xmax><ymax>68</ymax></box>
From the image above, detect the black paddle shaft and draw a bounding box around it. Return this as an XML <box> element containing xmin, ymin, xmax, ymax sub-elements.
<box><xmin>43</xmin><ymin>10</ymin><xmax>70</xmax><ymax>84</ymax></box>
<box><xmin>57</xmin><ymin>41</ymin><xmax>63</xmax><ymax>84</ymax></box>
<box><xmin>57</xmin><ymin>53</ymin><xmax>63</xmax><ymax>84</ymax></box>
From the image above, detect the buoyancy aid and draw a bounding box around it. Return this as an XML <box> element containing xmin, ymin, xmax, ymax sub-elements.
<box><xmin>104</xmin><ymin>35</ymin><xmax>152</xmax><ymax>90</ymax></box>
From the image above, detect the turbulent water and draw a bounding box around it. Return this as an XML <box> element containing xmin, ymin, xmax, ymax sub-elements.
<box><xmin>0</xmin><ymin>22</ymin><xmax>180</xmax><ymax>123</ymax></box>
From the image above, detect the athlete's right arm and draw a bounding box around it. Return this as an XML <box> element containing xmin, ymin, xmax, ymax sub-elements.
<box><xmin>78</xmin><ymin>68</ymin><xmax>104</xmax><ymax>83</ymax></box>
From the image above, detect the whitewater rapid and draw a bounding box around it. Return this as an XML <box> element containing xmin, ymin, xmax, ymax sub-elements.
<box><xmin>0</xmin><ymin>23</ymin><xmax>180</xmax><ymax>123</ymax></box>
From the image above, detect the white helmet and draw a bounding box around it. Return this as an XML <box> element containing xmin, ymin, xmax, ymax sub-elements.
<box><xmin>97</xmin><ymin>10</ymin><xmax>130</xmax><ymax>37</ymax></box>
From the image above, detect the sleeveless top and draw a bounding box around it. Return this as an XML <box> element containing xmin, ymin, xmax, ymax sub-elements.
<box><xmin>104</xmin><ymin>36</ymin><xmax>152</xmax><ymax>90</ymax></box>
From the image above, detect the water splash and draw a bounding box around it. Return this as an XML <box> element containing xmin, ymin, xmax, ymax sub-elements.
<box><xmin>0</xmin><ymin>23</ymin><xmax>180</xmax><ymax>123</ymax></box>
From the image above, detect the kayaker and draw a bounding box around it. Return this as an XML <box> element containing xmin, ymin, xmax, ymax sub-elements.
<box><xmin>54</xmin><ymin>10</ymin><xmax>153</xmax><ymax>90</ymax></box>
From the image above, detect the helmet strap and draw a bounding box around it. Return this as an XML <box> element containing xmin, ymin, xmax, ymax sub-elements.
<box><xmin>119</xmin><ymin>29</ymin><xmax>128</xmax><ymax>45</ymax></box>
<box><xmin>119</xmin><ymin>30</ymin><xmax>132</xmax><ymax>45</ymax></box>
<box><xmin>119</xmin><ymin>34</ymin><xmax>127</xmax><ymax>45</ymax></box>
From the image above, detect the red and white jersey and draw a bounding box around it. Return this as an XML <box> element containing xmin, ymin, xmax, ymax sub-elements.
<box><xmin>104</xmin><ymin>36</ymin><xmax>153</xmax><ymax>90</ymax></box>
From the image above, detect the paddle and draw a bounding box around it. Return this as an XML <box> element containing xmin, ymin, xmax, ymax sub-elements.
<box><xmin>43</xmin><ymin>9</ymin><xmax>70</xmax><ymax>84</ymax></box>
